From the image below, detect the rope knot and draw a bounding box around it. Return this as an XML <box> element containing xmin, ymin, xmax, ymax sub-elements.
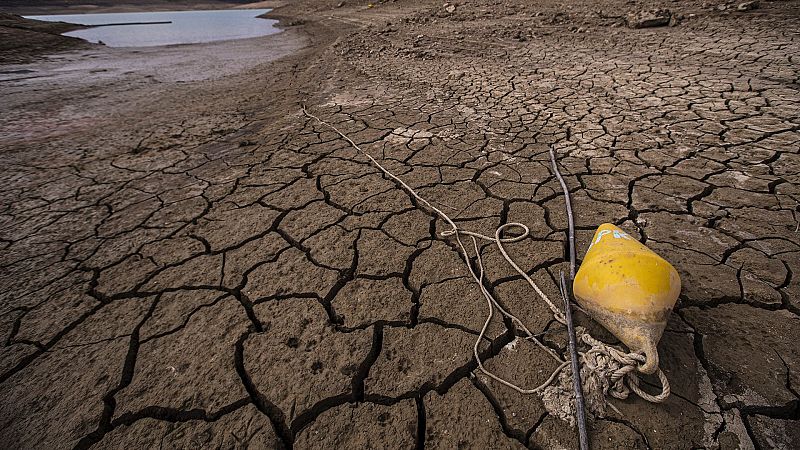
<box><xmin>585</xmin><ymin>329</ymin><xmax>669</xmax><ymax>400</ymax></box>
<box><xmin>541</xmin><ymin>327</ymin><xmax>670</xmax><ymax>424</ymax></box>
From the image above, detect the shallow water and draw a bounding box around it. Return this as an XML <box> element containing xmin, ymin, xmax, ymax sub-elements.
<box><xmin>26</xmin><ymin>9</ymin><xmax>279</xmax><ymax>47</ymax></box>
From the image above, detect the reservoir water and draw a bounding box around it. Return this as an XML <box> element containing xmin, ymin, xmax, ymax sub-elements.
<box><xmin>25</xmin><ymin>9</ymin><xmax>280</xmax><ymax>47</ymax></box>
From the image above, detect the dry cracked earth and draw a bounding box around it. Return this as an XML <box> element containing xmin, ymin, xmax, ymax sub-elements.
<box><xmin>1</xmin><ymin>0</ymin><xmax>799</xmax><ymax>448</ymax></box>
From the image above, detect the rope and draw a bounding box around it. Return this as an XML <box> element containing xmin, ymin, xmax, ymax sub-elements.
<box><xmin>301</xmin><ymin>105</ymin><xmax>670</xmax><ymax>418</ymax></box>
<box><xmin>580</xmin><ymin>333</ymin><xmax>670</xmax><ymax>403</ymax></box>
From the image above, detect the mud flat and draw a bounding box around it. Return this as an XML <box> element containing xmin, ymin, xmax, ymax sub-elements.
<box><xmin>0</xmin><ymin>5</ymin><xmax>305</xmax><ymax>143</ymax></box>
<box><xmin>0</xmin><ymin>0</ymin><xmax>799</xmax><ymax>448</ymax></box>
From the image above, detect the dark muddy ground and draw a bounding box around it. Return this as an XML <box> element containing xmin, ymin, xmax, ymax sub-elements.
<box><xmin>0</xmin><ymin>12</ymin><xmax>89</xmax><ymax>63</ymax></box>
<box><xmin>0</xmin><ymin>0</ymin><xmax>798</xmax><ymax>448</ymax></box>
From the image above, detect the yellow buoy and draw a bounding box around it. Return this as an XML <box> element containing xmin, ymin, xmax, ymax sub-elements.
<box><xmin>573</xmin><ymin>223</ymin><xmax>681</xmax><ymax>374</ymax></box>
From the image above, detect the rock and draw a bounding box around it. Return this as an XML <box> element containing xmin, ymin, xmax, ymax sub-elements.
<box><xmin>627</xmin><ymin>9</ymin><xmax>672</xmax><ymax>28</ymax></box>
<box><xmin>444</xmin><ymin>3</ymin><xmax>456</xmax><ymax>14</ymax></box>
<box><xmin>336</xmin><ymin>1</ymin><xmax>345</xmax><ymax>7</ymax></box>
<box><xmin>737</xmin><ymin>1</ymin><xmax>759</xmax><ymax>11</ymax></box>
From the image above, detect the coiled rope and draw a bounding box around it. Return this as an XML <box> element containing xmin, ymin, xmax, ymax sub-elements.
<box><xmin>302</xmin><ymin>105</ymin><xmax>669</xmax><ymax>421</ymax></box>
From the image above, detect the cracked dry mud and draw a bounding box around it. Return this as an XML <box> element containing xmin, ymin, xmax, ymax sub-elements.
<box><xmin>1</xmin><ymin>0</ymin><xmax>799</xmax><ymax>448</ymax></box>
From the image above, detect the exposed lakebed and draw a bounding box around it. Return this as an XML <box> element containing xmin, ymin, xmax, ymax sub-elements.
<box><xmin>25</xmin><ymin>9</ymin><xmax>280</xmax><ymax>47</ymax></box>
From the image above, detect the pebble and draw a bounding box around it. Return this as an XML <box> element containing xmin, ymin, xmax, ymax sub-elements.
<box><xmin>737</xmin><ymin>1</ymin><xmax>759</xmax><ymax>11</ymax></box>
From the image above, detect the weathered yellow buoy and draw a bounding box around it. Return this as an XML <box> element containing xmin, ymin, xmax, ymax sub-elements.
<box><xmin>573</xmin><ymin>223</ymin><xmax>681</xmax><ymax>374</ymax></box>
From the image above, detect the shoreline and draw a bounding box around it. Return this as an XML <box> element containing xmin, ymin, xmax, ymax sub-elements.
<box><xmin>0</xmin><ymin>0</ymin><xmax>317</xmax><ymax>143</ymax></box>
<box><xmin>0</xmin><ymin>1</ymin><xmax>286</xmax><ymax>16</ymax></box>
<box><xmin>0</xmin><ymin>0</ymin><xmax>298</xmax><ymax>65</ymax></box>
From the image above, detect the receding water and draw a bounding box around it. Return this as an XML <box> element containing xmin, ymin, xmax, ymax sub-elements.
<box><xmin>25</xmin><ymin>9</ymin><xmax>279</xmax><ymax>47</ymax></box>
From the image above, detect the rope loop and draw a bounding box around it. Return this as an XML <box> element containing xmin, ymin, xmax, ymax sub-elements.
<box><xmin>628</xmin><ymin>368</ymin><xmax>671</xmax><ymax>403</ymax></box>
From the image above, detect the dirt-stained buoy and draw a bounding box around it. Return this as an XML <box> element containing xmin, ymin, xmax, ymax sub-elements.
<box><xmin>573</xmin><ymin>223</ymin><xmax>681</xmax><ymax>374</ymax></box>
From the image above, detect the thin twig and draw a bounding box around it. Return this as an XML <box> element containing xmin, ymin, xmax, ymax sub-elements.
<box><xmin>561</xmin><ymin>272</ymin><xmax>589</xmax><ymax>450</ymax></box>
<box><xmin>548</xmin><ymin>147</ymin><xmax>576</xmax><ymax>279</ymax></box>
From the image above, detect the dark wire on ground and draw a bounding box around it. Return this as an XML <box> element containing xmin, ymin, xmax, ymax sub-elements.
<box><xmin>550</xmin><ymin>145</ymin><xmax>588</xmax><ymax>449</ymax></box>
<box><xmin>548</xmin><ymin>147</ymin><xmax>576</xmax><ymax>279</ymax></box>
<box><xmin>561</xmin><ymin>272</ymin><xmax>589</xmax><ymax>450</ymax></box>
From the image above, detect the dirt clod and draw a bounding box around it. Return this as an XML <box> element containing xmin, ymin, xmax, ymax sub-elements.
<box><xmin>627</xmin><ymin>9</ymin><xmax>672</xmax><ymax>28</ymax></box>
<box><xmin>737</xmin><ymin>0</ymin><xmax>759</xmax><ymax>11</ymax></box>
